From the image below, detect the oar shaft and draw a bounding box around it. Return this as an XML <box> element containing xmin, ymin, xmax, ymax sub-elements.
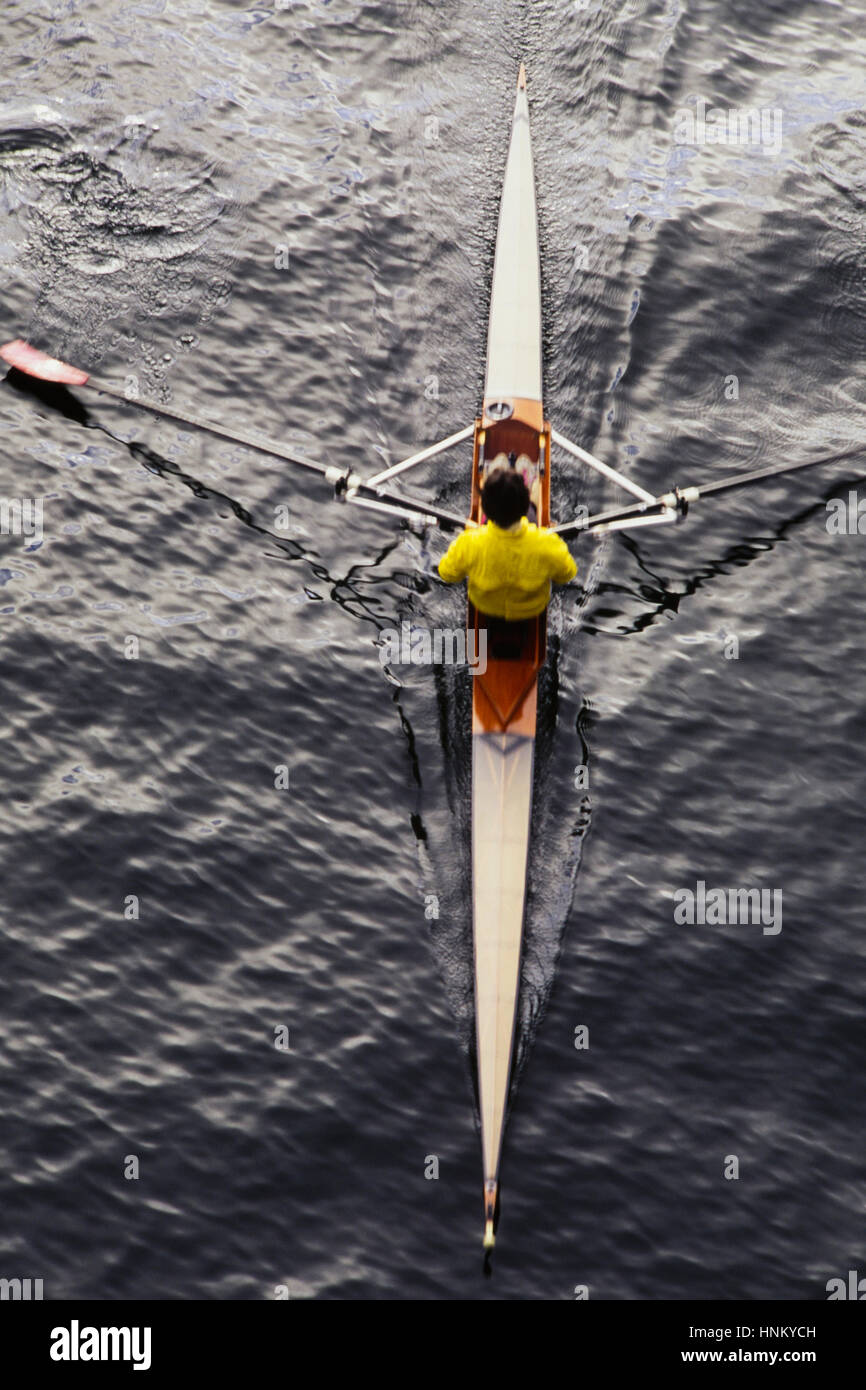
<box><xmin>692</xmin><ymin>443</ymin><xmax>866</xmax><ymax>498</ymax></box>
<box><xmin>84</xmin><ymin>374</ymin><xmax>331</xmax><ymax>477</ymax></box>
<box><xmin>84</xmin><ymin>374</ymin><xmax>471</xmax><ymax>528</ymax></box>
<box><xmin>555</xmin><ymin>444</ymin><xmax>866</xmax><ymax>537</ymax></box>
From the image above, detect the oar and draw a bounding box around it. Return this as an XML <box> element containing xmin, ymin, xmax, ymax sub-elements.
<box><xmin>553</xmin><ymin>441</ymin><xmax>866</xmax><ymax>538</ymax></box>
<box><xmin>0</xmin><ymin>338</ymin><xmax>334</xmax><ymax>478</ymax></box>
<box><xmin>0</xmin><ymin>339</ymin><xmax>469</xmax><ymax>531</ymax></box>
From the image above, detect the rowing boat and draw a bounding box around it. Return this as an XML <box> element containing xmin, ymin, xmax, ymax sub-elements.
<box><xmin>469</xmin><ymin>62</ymin><xmax>548</xmax><ymax>1251</ymax></box>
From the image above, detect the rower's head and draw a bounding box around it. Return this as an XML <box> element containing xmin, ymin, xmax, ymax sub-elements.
<box><xmin>482</xmin><ymin>467</ymin><xmax>529</xmax><ymax>528</ymax></box>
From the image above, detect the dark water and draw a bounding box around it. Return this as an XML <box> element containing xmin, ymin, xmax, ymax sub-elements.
<box><xmin>1</xmin><ymin>0</ymin><xmax>865</xmax><ymax>1300</ymax></box>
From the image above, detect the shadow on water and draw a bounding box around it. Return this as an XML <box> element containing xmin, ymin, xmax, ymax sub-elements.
<box><xmin>584</xmin><ymin>472</ymin><xmax>866</xmax><ymax>639</ymax></box>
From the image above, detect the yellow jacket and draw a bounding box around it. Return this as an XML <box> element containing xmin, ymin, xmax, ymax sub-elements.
<box><xmin>438</xmin><ymin>517</ymin><xmax>577</xmax><ymax>619</ymax></box>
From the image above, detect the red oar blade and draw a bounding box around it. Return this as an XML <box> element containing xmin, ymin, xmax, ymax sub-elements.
<box><xmin>0</xmin><ymin>339</ymin><xmax>90</xmax><ymax>386</ymax></box>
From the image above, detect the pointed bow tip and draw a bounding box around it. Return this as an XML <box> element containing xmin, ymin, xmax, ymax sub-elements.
<box><xmin>517</xmin><ymin>62</ymin><xmax>527</xmax><ymax>90</ymax></box>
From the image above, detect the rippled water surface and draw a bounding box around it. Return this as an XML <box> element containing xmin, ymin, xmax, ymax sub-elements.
<box><xmin>1</xmin><ymin>0</ymin><xmax>865</xmax><ymax>1300</ymax></box>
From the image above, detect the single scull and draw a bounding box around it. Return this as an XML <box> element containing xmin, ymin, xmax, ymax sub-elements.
<box><xmin>469</xmin><ymin>62</ymin><xmax>547</xmax><ymax>1251</ymax></box>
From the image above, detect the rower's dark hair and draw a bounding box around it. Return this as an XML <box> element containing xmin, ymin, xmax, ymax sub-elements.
<box><xmin>481</xmin><ymin>467</ymin><xmax>530</xmax><ymax>527</ymax></box>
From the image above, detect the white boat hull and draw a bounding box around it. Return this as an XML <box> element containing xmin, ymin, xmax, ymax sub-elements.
<box><xmin>483</xmin><ymin>76</ymin><xmax>543</xmax><ymax>408</ymax></box>
<box><xmin>470</xmin><ymin>63</ymin><xmax>546</xmax><ymax>1249</ymax></box>
<box><xmin>472</xmin><ymin>732</ymin><xmax>534</xmax><ymax>1188</ymax></box>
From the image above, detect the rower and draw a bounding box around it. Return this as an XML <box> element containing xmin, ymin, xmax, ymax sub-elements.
<box><xmin>438</xmin><ymin>465</ymin><xmax>576</xmax><ymax>620</ymax></box>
